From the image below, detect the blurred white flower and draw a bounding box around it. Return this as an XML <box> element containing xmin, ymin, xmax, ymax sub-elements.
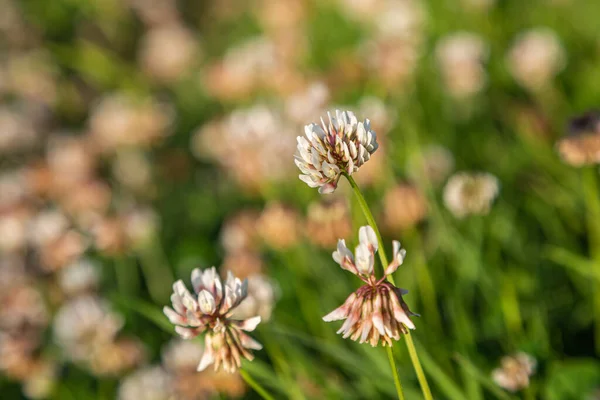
<box><xmin>285</xmin><ymin>82</ymin><xmax>330</xmax><ymax>124</ymax></box>
<box><xmin>192</xmin><ymin>105</ymin><xmax>296</xmax><ymax>191</ymax></box>
<box><xmin>0</xmin><ymin>106</ymin><xmax>38</xmax><ymax>154</ymax></box>
<box><xmin>88</xmin><ymin>94</ymin><xmax>173</xmax><ymax>152</ymax></box>
<box><xmin>507</xmin><ymin>28</ymin><xmax>566</xmax><ymax>91</ymax></box>
<box><xmin>295</xmin><ymin>110</ymin><xmax>379</xmax><ymax>193</ymax></box>
<box><xmin>443</xmin><ymin>172</ymin><xmax>499</xmax><ymax>218</ymax></box>
<box><xmin>436</xmin><ymin>32</ymin><xmax>488</xmax><ymax>98</ymax></box>
<box><xmin>492</xmin><ymin>352</ymin><xmax>536</xmax><ymax>392</ymax></box>
<box><xmin>58</xmin><ymin>259</ymin><xmax>100</xmax><ymax>296</ymax></box>
<box><xmin>53</xmin><ymin>296</ymin><xmax>124</xmax><ymax>362</ymax></box>
<box><xmin>257</xmin><ymin>202</ymin><xmax>301</xmax><ymax>250</ymax></box>
<box><xmin>163</xmin><ymin>267</ymin><xmax>262</xmax><ymax>373</ymax></box>
<box><xmin>138</xmin><ymin>24</ymin><xmax>198</xmax><ymax>83</ymax></box>
<box><xmin>112</xmin><ymin>150</ymin><xmax>153</xmax><ymax>192</ymax></box>
<box><xmin>408</xmin><ymin>145</ymin><xmax>455</xmax><ymax>186</ymax></box>
<box><xmin>0</xmin><ymin>169</ymin><xmax>30</xmax><ymax>209</ymax></box>
<box><xmin>161</xmin><ymin>339</ymin><xmax>204</xmax><ymax>373</ymax></box>
<box><xmin>323</xmin><ymin>226</ymin><xmax>417</xmax><ymax>346</ymax></box>
<box><xmin>118</xmin><ymin>366</ymin><xmax>175</xmax><ymax>400</ymax></box>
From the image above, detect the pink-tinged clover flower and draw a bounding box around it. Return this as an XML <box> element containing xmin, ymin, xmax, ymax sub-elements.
<box><xmin>323</xmin><ymin>226</ymin><xmax>417</xmax><ymax>346</ymax></box>
<box><xmin>295</xmin><ymin>110</ymin><xmax>379</xmax><ymax>194</ymax></box>
<box><xmin>163</xmin><ymin>267</ymin><xmax>262</xmax><ymax>373</ymax></box>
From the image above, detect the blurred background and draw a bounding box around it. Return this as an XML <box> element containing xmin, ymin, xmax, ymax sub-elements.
<box><xmin>1</xmin><ymin>0</ymin><xmax>600</xmax><ymax>398</ymax></box>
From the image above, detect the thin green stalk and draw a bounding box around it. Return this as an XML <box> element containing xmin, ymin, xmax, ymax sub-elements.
<box><xmin>345</xmin><ymin>173</ymin><xmax>433</xmax><ymax>400</ymax></box>
<box><xmin>386</xmin><ymin>347</ymin><xmax>406</xmax><ymax>400</ymax></box>
<box><xmin>582</xmin><ymin>168</ymin><xmax>600</xmax><ymax>355</ymax></box>
<box><xmin>405</xmin><ymin>332</ymin><xmax>433</xmax><ymax>399</ymax></box>
<box><xmin>240</xmin><ymin>369</ymin><xmax>275</xmax><ymax>400</ymax></box>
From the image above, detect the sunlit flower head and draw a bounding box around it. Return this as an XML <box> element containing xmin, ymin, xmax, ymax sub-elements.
<box><xmin>323</xmin><ymin>226</ymin><xmax>417</xmax><ymax>346</ymax></box>
<box><xmin>295</xmin><ymin>110</ymin><xmax>379</xmax><ymax>194</ymax></box>
<box><xmin>492</xmin><ymin>352</ymin><xmax>536</xmax><ymax>392</ymax></box>
<box><xmin>163</xmin><ymin>267</ymin><xmax>262</xmax><ymax>373</ymax></box>
<box><xmin>443</xmin><ymin>172</ymin><xmax>499</xmax><ymax>218</ymax></box>
<box><xmin>557</xmin><ymin>110</ymin><xmax>600</xmax><ymax>166</ymax></box>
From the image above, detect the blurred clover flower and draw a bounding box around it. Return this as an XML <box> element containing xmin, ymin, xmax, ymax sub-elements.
<box><xmin>323</xmin><ymin>226</ymin><xmax>417</xmax><ymax>346</ymax></box>
<box><xmin>295</xmin><ymin>110</ymin><xmax>379</xmax><ymax>194</ymax></box>
<box><xmin>557</xmin><ymin>110</ymin><xmax>600</xmax><ymax>166</ymax></box>
<box><xmin>162</xmin><ymin>339</ymin><xmax>246</xmax><ymax>399</ymax></box>
<box><xmin>382</xmin><ymin>183</ymin><xmax>428</xmax><ymax>232</ymax></box>
<box><xmin>443</xmin><ymin>172</ymin><xmax>499</xmax><ymax>218</ymax></box>
<box><xmin>163</xmin><ymin>267</ymin><xmax>262</xmax><ymax>373</ymax></box>
<box><xmin>118</xmin><ymin>366</ymin><xmax>175</xmax><ymax>400</ymax></box>
<box><xmin>507</xmin><ymin>28</ymin><xmax>566</xmax><ymax>92</ymax></box>
<box><xmin>305</xmin><ymin>198</ymin><xmax>352</xmax><ymax>248</ymax></box>
<box><xmin>492</xmin><ymin>352</ymin><xmax>536</xmax><ymax>392</ymax></box>
<box><xmin>435</xmin><ymin>32</ymin><xmax>488</xmax><ymax>99</ymax></box>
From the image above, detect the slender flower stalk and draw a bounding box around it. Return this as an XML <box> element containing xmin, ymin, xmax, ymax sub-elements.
<box><xmin>240</xmin><ymin>369</ymin><xmax>275</xmax><ymax>400</ymax></box>
<box><xmin>344</xmin><ymin>173</ymin><xmax>434</xmax><ymax>400</ymax></box>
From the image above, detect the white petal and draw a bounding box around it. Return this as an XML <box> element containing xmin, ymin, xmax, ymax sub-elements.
<box><xmin>354</xmin><ymin>243</ymin><xmax>374</xmax><ymax>275</ymax></box>
<box><xmin>198</xmin><ymin>290</ymin><xmax>216</xmax><ymax>314</ymax></box>
<box><xmin>358</xmin><ymin>225</ymin><xmax>378</xmax><ymax>252</ymax></box>
<box><xmin>239</xmin><ymin>332</ymin><xmax>263</xmax><ymax>350</ymax></box>
<box><xmin>239</xmin><ymin>316</ymin><xmax>261</xmax><ymax>331</ymax></box>
<box><xmin>197</xmin><ymin>346</ymin><xmax>215</xmax><ymax>371</ymax></box>
<box><xmin>318</xmin><ymin>181</ymin><xmax>337</xmax><ymax>194</ymax></box>
<box><xmin>163</xmin><ymin>306</ymin><xmax>185</xmax><ymax>325</ymax></box>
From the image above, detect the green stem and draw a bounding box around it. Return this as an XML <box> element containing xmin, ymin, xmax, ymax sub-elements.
<box><xmin>345</xmin><ymin>173</ymin><xmax>434</xmax><ymax>400</ymax></box>
<box><xmin>582</xmin><ymin>168</ymin><xmax>600</xmax><ymax>355</ymax></box>
<box><xmin>386</xmin><ymin>346</ymin><xmax>406</xmax><ymax>400</ymax></box>
<box><xmin>240</xmin><ymin>369</ymin><xmax>275</xmax><ymax>400</ymax></box>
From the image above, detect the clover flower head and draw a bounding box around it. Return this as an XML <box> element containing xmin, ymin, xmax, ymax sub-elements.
<box><xmin>323</xmin><ymin>226</ymin><xmax>417</xmax><ymax>346</ymax></box>
<box><xmin>443</xmin><ymin>172</ymin><xmax>499</xmax><ymax>218</ymax></box>
<box><xmin>295</xmin><ymin>110</ymin><xmax>379</xmax><ymax>194</ymax></box>
<box><xmin>163</xmin><ymin>267</ymin><xmax>262</xmax><ymax>373</ymax></box>
<box><xmin>557</xmin><ymin>110</ymin><xmax>600</xmax><ymax>167</ymax></box>
<box><xmin>492</xmin><ymin>352</ymin><xmax>536</xmax><ymax>392</ymax></box>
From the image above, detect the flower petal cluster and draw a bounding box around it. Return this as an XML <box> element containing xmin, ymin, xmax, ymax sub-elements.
<box><xmin>163</xmin><ymin>267</ymin><xmax>262</xmax><ymax>373</ymax></box>
<box><xmin>295</xmin><ymin>110</ymin><xmax>379</xmax><ymax>194</ymax></box>
<box><xmin>323</xmin><ymin>226</ymin><xmax>417</xmax><ymax>346</ymax></box>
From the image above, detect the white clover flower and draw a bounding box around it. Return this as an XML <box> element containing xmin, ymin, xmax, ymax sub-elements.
<box><xmin>507</xmin><ymin>28</ymin><xmax>566</xmax><ymax>91</ymax></box>
<box><xmin>492</xmin><ymin>352</ymin><xmax>536</xmax><ymax>392</ymax></box>
<box><xmin>118</xmin><ymin>366</ymin><xmax>174</xmax><ymax>400</ymax></box>
<box><xmin>324</xmin><ymin>226</ymin><xmax>417</xmax><ymax>346</ymax></box>
<box><xmin>443</xmin><ymin>172</ymin><xmax>499</xmax><ymax>218</ymax></box>
<box><xmin>53</xmin><ymin>296</ymin><xmax>124</xmax><ymax>362</ymax></box>
<box><xmin>295</xmin><ymin>110</ymin><xmax>379</xmax><ymax>193</ymax></box>
<box><xmin>163</xmin><ymin>267</ymin><xmax>262</xmax><ymax>373</ymax></box>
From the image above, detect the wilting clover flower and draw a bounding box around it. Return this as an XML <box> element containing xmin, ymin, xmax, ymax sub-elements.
<box><xmin>556</xmin><ymin>110</ymin><xmax>600</xmax><ymax>167</ymax></box>
<box><xmin>323</xmin><ymin>226</ymin><xmax>417</xmax><ymax>346</ymax></box>
<box><xmin>295</xmin><ymin>110</ymin><xmax>379</xmax><ymax>194</ymax></box>
<box><xmin>492</xmin><ymin>352</ymin><xmax>536</xmax><ymax>392</ymax></box>
<box><xmin>163</xmin><ymin>267</ymin><xmax>262</xmax><ymax>373</ymax></box>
